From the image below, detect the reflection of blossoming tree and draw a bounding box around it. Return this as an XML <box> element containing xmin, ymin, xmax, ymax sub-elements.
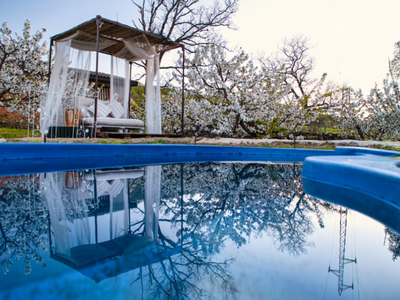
<box><xmin>160</xmin><ymin>163</ymin><xmax>331</xmax><ymax>256</ymax></box>
<box><xmin>129</xmin><ymin>175</ymin><xmax>235</xmax><ymax>299</ymax></box>
<box><xmin>0</xmin><ymin>174</ymin><xmax>48</xmax><ymax>275</ymax></box>
<box><xmin>131</xmin><ymin>243</ymin><xmax>235</xmax><ymax>300</ymax></box>
<box><xmin>385</xmin><ymin>227</ymin><xmax>400</xmax><ymax>261</ymax></box>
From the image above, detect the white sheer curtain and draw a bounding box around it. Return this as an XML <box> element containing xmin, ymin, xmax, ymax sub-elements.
<box><xmin>42</xmin><ymin>172</ymin><xmax>90</xmax><ymax>256</ymax></box>
<box><xmin>68</xmin><ymin>47</ymin><xmax>92</xmax><ymax>98</ymax></box>
<box><xmin>40</xmin><ymin>41</ymin><xmax>71</xmax><ymax>135</ymax></box>
<box><xmin>40</xmin><ymin>41</ymin><xmax>91</xmax><ymax>136</ymax></box>
<box><xmin>107</xmin><ymin>179</ymin><xmax>129</xmax><ymax>240</ymax></box>
<box><xmin>145</xmin><ymin>54</ymin><xmax>162</xmax><ymax>134</ymax></box>
<box><xmin>110</xmin><ymin>56</ymin><xmax>130</xmax><ymax>116</ymax></box>
<box><xmin>62</xmin><ymin>30</ymin><xmax>117</xmax><ymax>52</ymax></box>
<box><xmin>145</xmin><ymin>166</ymin><xmax>161</xmax><ymax>241</ymax></box>
<box><xmin>123</xmin><ymin>39</ymin><xmax>162</xmax><ymax>134</ymax></box>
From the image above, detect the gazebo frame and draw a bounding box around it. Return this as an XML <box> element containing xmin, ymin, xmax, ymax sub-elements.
<box><xmin>46</xmin><ymin>15</ymin><xmax>185</xmax><ymax>139</ymax></box>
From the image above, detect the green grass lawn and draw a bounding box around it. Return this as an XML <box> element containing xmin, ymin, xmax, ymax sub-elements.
<box><xmin>0</xmin><ymin>127</ymin><xmax>41</xmax><ymax>139</ymax></box>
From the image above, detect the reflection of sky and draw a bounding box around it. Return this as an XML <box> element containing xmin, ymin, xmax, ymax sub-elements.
<box><xmin>209</xmin><ymin>209</ymin><xmax>400</xmax><ymax>300</ymax></box>
<box><xmin>25</xmin><ymin>208</ymin><xmax>397</xmax><ymax>300</ymax></box>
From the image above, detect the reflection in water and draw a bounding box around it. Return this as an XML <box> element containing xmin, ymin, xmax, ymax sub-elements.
<box><xmin>385</xmin><ymin>227</ymin><xmax>400</xmax><ymax>261</ymax></box>
<box><xmin>0</xmin><ymin>174</ymin><xmax>47</xmax><ymax>275</ymax></box>
<box><xmin>0</xmin><ymin>163</ymin><xmax>399</xmax><ymax>299</ymax></box>
<box><xmin>328</xmin><ymin>207</ymin><xmax>357</xmax><ymax>296</ymax></box>
<box><xmin>43</xmin><ymin>168</ymin><xmax>170</xmax><ymax>283</ymax></box>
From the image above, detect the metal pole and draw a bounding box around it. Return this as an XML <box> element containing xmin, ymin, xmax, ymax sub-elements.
<box><xmin>27</xmin><ymin>86</ymin><xmax>30</xmax><ymax>137</ymax></box>
<box><xmin>180</xmin><ymin>164</ymin><xmax>184</xmax><ymax>248</ymax></box>
<box><xmin>47</xmin><ymin>39</ymin><xmax>53</xmax><ymax>85</ymax></box>
<box><xmin>93</xmin><ymin>170</ymin><xmax>98</xmax><ymax>244</ymax></box>
<box><xmin>93</xmin><ymin>15</ymin><xmax>101</xmax><ymax>138</ymax></box>
<box><xmin>48</xmin><ymin>211</ymin><xmax>53</xmax><ymax>256</ymax></box>
<box><xmin>32</xmin><ymin>93</ymin><xmax>35</xmax><ymax>137</ymax></box>
<box><xmin>128</xmin><ymin>62</ymin><xmax>132</xmax><ymax>119</ymax></box>
<box><xmin>180</xmin><ymin>45</ymin><xmax>185</xmax><ymax>137</ymax></box>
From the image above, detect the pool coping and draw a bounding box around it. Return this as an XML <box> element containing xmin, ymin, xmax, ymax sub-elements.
<box><xmin>0</xmin><ymin>143</ymin><xmax>334</xmax><ymax>176</ymax></box>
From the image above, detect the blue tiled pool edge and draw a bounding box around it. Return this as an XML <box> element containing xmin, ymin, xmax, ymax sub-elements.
<box><xmin>0</xmin><ymin>143</ymin><xmax>335</xmax><ymax>161</ymax></box>
<box><xmin>0</xmin><ymin>143</ymin><xmax>333</xmax><ymax>176</ymax></box>
<box><xmin>1</xmin><ymin>144</ymin><xmax>400</xmax><ymax>204</ymax></box>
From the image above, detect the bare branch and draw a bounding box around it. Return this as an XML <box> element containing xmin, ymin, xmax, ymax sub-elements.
<box><xmin>131</xmin><ymin>0</ymin><xmax>238</xmax><ymax>51</ymax></box>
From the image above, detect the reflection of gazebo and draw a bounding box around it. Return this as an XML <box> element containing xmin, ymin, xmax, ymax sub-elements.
<box><xmin>41</xmin><ymin>15</ymin><xmax>184</xmax><ymax>139</ymax></box>
<box><xmin>51</xmin><ymin>233</ymin><xmax>181</xmax><ymax>283</ymax></box>
<box><xmin>45</xmin><ymin>166</ymin><xmax>181</xmax><ymax>282</ymax></box>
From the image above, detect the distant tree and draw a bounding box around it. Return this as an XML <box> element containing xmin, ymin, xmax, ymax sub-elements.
<box><xmin>162</xmin><ymin>43</ymin><xmax>295</xmax><ymax>137</ymax></box>
<box><xmin>260</xmin><ymin>35</ymin><xmax>339</xmax><ymax>140</ymax></box>
<box><xmin>179</xmin><ymin>44</ymin><xmax>276</xmax><ymax>137</ymax></box>
<box><xmin>389</xmin><ymin>41</ymin><xmax>400</xmax><ymax>80</ymax></box>
<box><xmin>331</xmin><ymin>75</ymin><xmax>400</xmax><ymax>141</ymax></box>
<box><xmin>130</xmin><ymin>85</ymin><xmax>146</xmax><ymax>119</ymax></box>
<box><xmin>0</xmin><ymin>20</ymin><xmax>48</xmax><ymax>117</ymax></box>
<box><xmin>330</xmin><ymin>39</ymin><xmax>400</xmax><ymax>141</ymax></box>
<box><xmin>262</xmin><ymin>36</ymin><xmax>328</xmax><ymax>108</ymax></box>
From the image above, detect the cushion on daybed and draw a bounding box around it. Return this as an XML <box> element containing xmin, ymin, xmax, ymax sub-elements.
<box><xmin>83</xmin><ymin>117</ymin><xmax>144</xmax><ymax>128</ymax></box>
<box><xmin>107</xmin><ymin>100</ymin><xmax>125</xmax><ymax>118</ymax></box>
<box><xmin>86</xmin><ymin>101</ymin><xmax>111</xmax><ymax>118</ymax></box>
<box><xmin>76</xmin><ymin>96</ymin><xmax>94</xmax><ymax>108</ymax></box>
<box><xmin>77</xmin><ymin>98</ymin><xmax>144</xmax><ymax>130</ymax></box>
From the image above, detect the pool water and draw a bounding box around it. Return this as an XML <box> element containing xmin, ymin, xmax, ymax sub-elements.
<box><xmin>0</xmin><ymin>162</ymin><xmax>399</xmax><ymax>300</ymax></box>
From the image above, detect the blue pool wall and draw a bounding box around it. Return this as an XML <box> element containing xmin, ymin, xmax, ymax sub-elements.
<box><xmin>0</xmin><ymin>143</ymin><xmax>335</xmax><ymax>161</ymax></box>
<box><xmin>0</xmin><ymin>143</ymin><xmax>398</xmax><ymax>177</ymax></box>
<box><xmin>0</xmin><ymin>143</ymin><xmax>335</xmax><ymax>176</ymax></box>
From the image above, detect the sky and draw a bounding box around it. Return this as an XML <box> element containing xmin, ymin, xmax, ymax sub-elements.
<box><xmin>1</xmin><ymin>0</ymin><xmax>400</xmax><ymax>92</ymax></box>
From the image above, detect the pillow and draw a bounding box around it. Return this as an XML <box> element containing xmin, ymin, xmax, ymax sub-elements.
<box><xmin>86</xmin><ymin>101</ymin><xmax>111</xmax><ymax>118</ymax></box>
<box><xmin>107</xmin><ymin>100</ymin><xmax>125</xmax><ymax>118</ymax></box>
<box><xmin>76</xmin><ymin>96</ymin><xmax>93</xmax><ymax>108</ymax></box>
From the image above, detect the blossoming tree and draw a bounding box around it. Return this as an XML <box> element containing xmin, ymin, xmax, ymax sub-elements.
<box><xmin>331</xmin><ymin>44</ymin><xmax>400</xmax><ymax>141</ymax></box>
<box><xmin>163</xmin><ymin>37</ymin><xmax>336</xmax><ymax>138</ymax></box>
<box><xmin>0</xmin><ymin>20</ymin><xmax>48</xmax><ymax>123</ymax></box>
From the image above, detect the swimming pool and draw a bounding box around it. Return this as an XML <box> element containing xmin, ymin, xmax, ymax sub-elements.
<box><xmin>0</xmin><ymin>144</ymin><xmax>399</xmax><ymax>299</ymax></box>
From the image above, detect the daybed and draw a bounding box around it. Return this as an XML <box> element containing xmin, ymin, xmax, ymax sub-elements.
<box><xmin>76</xmin><ymin>97</ymin><xmax>144</xmax><ymax>134</ymax></box>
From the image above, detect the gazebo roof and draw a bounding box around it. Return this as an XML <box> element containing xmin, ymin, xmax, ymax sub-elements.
<box><xmin>51</xmin><ymin>15</ymin><xmax>181</xmax><ymax>61</ymax></box>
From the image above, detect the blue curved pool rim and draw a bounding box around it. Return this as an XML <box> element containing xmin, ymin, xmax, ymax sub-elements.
<box><xmin>0</xmin><ymin>143</ymin><xmax>334</xmax><ymax>176</ymax></box>
<box><xmin>0</xmin><ymin>143</ymin><xmax>398</xmax><ymax>174</ymax></box>
<box><xmin>302</xmin><ymin>146</ymin><xmax>400</xmax><ymax>234</ymax></box>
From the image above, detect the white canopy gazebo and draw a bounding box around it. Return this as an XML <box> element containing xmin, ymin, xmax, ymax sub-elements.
<box><xmin>41</xmin><ymin>15</ymin><xmax>184</xmax><ymax>139</ymax></box>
